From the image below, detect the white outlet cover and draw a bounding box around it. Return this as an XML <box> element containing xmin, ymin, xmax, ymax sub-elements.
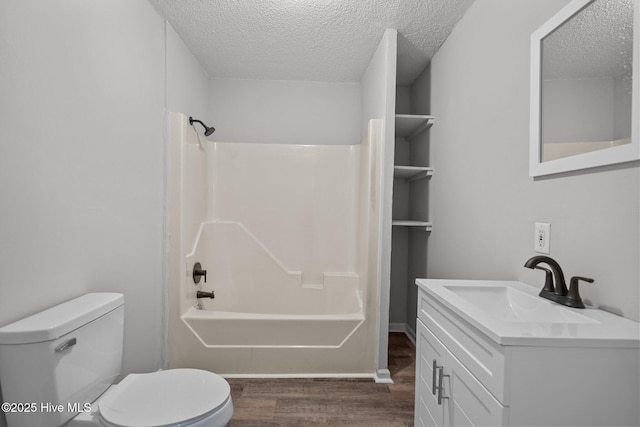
<box><xmin>534</xmin><ymin>222</ymin><xmax>551</xmax><ymax>254</ymax></box>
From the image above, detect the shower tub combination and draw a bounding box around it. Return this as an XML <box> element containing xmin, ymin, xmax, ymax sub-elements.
<box><xmin>167</xmin><ymin>112</ymin><xmax>383</xmax><ymax>376</ymax></box>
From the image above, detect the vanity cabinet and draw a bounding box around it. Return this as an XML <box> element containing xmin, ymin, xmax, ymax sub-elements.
<box><xmin>415</xmin><ymin>280</ymin><xmax>640</xmax><ymax>427</ymax></box>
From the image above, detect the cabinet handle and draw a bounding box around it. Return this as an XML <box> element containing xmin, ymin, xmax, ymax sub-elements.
<box><xmin>432</xmin><ymin>359</ymin><xmax>438</xmax><ymax>395</ymax></box>
<box><xmin>436</xmin><ymin>366</ymin><xmax>450</xmax><ymax>405</ymax></box>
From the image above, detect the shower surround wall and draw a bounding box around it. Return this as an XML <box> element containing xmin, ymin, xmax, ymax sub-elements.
<box><xmin>167</xmin><ymin>113</ymin><xmax>384</xmax><ymax>376</ymax></box>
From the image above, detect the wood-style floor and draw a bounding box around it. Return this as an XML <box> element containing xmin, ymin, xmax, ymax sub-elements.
<box><xmin>227</xmin><ymin>333</ymin><xmax>416</xmax><ymax>426</ymax></box>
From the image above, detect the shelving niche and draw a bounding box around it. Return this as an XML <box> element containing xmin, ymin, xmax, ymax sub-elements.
<box><xmin>388</xmin><ymin>108</ymin><xmax>434</xmax><ymax>339</ymax></box>
<box><xmin>392</xmin><ymin>114</ymin><xmax>434</xmax><ymax>231</ymax></box>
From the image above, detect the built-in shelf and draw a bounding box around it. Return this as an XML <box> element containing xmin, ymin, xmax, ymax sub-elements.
<box><xmin>394</xmin><ymin>165</ymin><xmax>433</xmax><ymax>183</ymax></box>
<box><xmin>395</xmin><ymin>114</ymin><xmax>434</xmax><ymax>140</ymax></box>
<box><xmin>392</xmin><ymin>220</ymin><xmax>433</xmax><ymax>232</ymax></box>
<box><xmin>392</xmin><ymin>114</ymin><xmax>435</xmax><ymax>234</ymax></box>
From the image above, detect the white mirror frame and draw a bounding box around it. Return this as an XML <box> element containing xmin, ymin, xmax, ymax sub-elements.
<box><xmin>530</xmin><ymin>0</ymin><xmax>640</xmax><ymax>177</ymax></box>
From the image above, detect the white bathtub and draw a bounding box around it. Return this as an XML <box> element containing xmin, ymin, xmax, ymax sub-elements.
<box><xmin>182</xmin><ymin>307</ymin><xmax>364</xmax><ymax>348</ymax></box>
<box><xmin>182</xmin><ymin>221</ymin><xmax>364</xmax><ymax>348</ymax></box>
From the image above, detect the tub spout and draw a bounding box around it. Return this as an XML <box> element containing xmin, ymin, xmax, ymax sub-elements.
<box><xmin>196</xmin><ymin>290</ymin><xmax>215</xmax><ymax>299</ymax></box>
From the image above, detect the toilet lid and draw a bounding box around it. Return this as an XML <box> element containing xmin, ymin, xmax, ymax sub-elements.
<box><xmin>99</xmin><ymin>369</ymin><xmax>230</xmax><ymax>427</ymax></box>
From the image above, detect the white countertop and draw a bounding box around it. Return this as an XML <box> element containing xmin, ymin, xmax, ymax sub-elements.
<box><xmin>416</xmin><ymin>279</ymin><xmax>640</xmax><ymax>348</ymax></box>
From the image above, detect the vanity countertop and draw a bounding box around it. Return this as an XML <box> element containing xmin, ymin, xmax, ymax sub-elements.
<box><xmin>416</xmin><ymin>279</ymin><xmax>640</xmax><ymax>348</ymax></box>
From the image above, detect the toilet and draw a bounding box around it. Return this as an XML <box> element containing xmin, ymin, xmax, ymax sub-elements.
<box><xmin>0</xmin><ymin>293</ymin><xmax>233</xmax><ymax>427</ymax></box>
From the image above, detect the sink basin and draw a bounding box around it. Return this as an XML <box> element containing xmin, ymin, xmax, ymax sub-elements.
<box><xmin>417</xmin><ymin>279</ymin><xmax>639</xmax><ymax>347</ymax></box>
<box><xmin>443</xmin><ymin>285</ymin><xmax>597</xmax><ymax>324</ymax></box>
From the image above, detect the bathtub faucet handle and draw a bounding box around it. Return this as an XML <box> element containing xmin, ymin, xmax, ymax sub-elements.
<box><xmin>193</xmin><ymin>262</ymin><xmax>207</xmax><ymax>284</ymax></box>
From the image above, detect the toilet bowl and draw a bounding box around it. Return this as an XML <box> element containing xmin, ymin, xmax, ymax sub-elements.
<box><xmin>0</xmin><ymin>293</ymin><xmax>233</xmax><ymax>427</ymax></box>
<box><xmin>68</xmin><ymin>369</ymin><xmax>233</xmax><ymax>427</ymax></box>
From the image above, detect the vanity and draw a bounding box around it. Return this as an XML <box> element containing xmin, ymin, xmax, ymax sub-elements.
<box><xmin>414</xmin><ymin>279</ymin><xmax>640</xmax><ymax>427</ymax></box>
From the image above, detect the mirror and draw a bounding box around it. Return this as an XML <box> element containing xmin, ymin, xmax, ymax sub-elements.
<box><xmin>530</xmin><ymin>0</ymin><xmax>639</xmax><ymax>177</ymax></box>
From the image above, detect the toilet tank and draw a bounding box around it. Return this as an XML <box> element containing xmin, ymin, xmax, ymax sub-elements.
<box><xmin>0</xmin><ymin>293</ymin><xmax>124</xmax><ymax>427</ymax></box>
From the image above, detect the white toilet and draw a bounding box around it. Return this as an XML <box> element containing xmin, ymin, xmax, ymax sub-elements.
<box><xmin>0</xmin><ymin>293</ymin><xmax>233</xmax><ymax>427</ymax></box>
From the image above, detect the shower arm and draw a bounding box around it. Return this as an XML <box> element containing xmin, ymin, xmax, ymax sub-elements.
<box><xmin>189</xmin><ymin>117</ymin><xmax>206</xmax><ymax>128</ymax></box>
<box><xmin>189</xmin><ymin>116</ymin><xmax>215</xmax><ymax>136</ymax></box>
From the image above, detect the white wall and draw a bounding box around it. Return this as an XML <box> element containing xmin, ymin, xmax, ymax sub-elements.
<box><xmin>166</xmin><ymin>25</ymin><xmax>211</xmax><ymax>121</ymax></box>
<box><xmin>0</xmin><ymin>0</ymin><xmax>165</xmax><ymax>378</ymax></box>
<box><xmin>360</xmin><ymin>29</ymin><xmax>398</xmax><ymax>380</ymax></box>
<box><xmin>419</xmin><ymin>0</ymin><xmax>639</xmax><ymax>321</ymax></box>
<box><xmin>0</xmin><ymin>3</ymin><xmax>214</xmax><ymax>424</ymax></box>
<box><xmin>208</xmin><ymin>78</ymin><xmax>361</xmax><ymax>145</ymax></box>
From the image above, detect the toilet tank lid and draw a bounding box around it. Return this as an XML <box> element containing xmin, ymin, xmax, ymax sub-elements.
<box><xmin>0</xmin><ymin>293</ymin><xmax>123</xmax><ymax>344</ymax></box>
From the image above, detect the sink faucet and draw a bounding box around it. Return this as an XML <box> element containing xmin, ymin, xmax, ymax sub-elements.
<box><xmin>524</xmin><ymin>255</ymin><xmax>567</xmax><ymax>295</ymax></box>
<box><xmin>524</xmin><ymin>256</ymin><xmax>593</xmax><ymax>309</ymax></box>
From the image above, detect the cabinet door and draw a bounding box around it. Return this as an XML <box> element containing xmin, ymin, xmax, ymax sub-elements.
<box><xmin>446</xmin><ymin>351</ymin><xmax>507</xmax><ymax>427</ymax></box>
<box><xmin>415</xmin><ymin>319</ymin><xmax>448</xmax><ymax>427</ymax></box>
<box><xmin>416</xmin><ymin>318</ymin><xmax>507</xmax><ymax>427</ymax></box>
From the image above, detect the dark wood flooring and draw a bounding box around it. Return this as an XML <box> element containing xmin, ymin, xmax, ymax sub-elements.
<box><xmin>227</xmin><ymin>332</ymin><xmax>416</xmax><ymax>426</ymax></box>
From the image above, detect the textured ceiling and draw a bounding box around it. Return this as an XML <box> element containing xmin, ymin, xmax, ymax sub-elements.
<box><xmin>543</xmin><ymin>0</ymin><xmax>633</xmax><ymax>79</ymax></box>
<box><xmin>148</xmin><ymin>0</ymin><xmax>474</xmax><ymax>85</ymax></box>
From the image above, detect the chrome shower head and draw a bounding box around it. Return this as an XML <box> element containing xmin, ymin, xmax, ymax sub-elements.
<box><xmin>189</xmin><ymin>116</ymin><xmax>215</xmax><ymax>136</ymax></box>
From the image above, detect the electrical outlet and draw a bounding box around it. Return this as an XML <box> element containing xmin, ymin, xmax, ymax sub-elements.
<box><xmin>534</xmin><ymin>222</ymin><xmax>550</xmax><ymax>254</ymax></box>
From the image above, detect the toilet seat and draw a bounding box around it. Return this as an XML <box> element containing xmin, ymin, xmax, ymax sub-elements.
<box><xmin>98</xmin><ymin>368</ymin><xmax>231</xmax><ymax>427</ymax></box>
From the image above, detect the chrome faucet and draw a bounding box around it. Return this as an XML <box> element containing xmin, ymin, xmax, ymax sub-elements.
<box><xmin>524</xmin><ymin>256</ymin><xmax>593</xmax><ymax>309</ymax></box>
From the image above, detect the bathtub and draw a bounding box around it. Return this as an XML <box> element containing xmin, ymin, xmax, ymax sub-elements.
<box><xmin>183</xmin><ymin>308</ymin><xmax>364</xmax><ymax>347</ymax></box>
<box><xmin>183</xmin><ymin>221</ymin><xmax>364</xmax><ymax>348</ymax></box>
<box><xmin>182</xmin><ymin>298</ymin><xmax>364</xmax><ymax>348</ymax></box>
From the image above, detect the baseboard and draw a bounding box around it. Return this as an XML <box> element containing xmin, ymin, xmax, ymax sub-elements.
<box><xmin>374</xmin><ymin>368</ymin><xmax>394</xmax><ymax>384</ymax></box>
<box><xmin>389</xmin><ymin>322</ymin><xmax>416</xmax><ymax>346</ymax></box>
<box><xmin>388</xmin><ymin>322</ymin><xmax>406</xmax><ymax>332</ymax></box>
<box><xmin>404</xmin><ymin>324</ymin><xmax>416</xmax><ymax>346</ymax></box>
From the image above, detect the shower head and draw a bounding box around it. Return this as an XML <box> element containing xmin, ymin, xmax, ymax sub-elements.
<box><xmin>189</xmin><ymin>116</ymin><xmax>216</xmax><ymax>136</ymax></box>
